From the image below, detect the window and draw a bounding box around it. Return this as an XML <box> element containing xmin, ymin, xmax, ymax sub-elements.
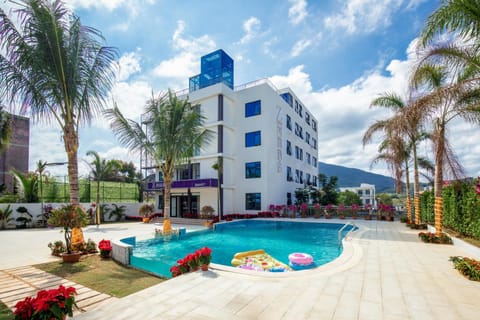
<box><xmin>305</xmin><ymin>132</ymin><xmax>310</xmax><ymax>144</ymax></box>
<box><xmin>295</xmin><ymin>146</ymin><xmax>303</xmax><ymax>160</ymax></box>
<box><xmin>286</xmin><ymin>166</ymin><xmax>293</xmax><ymax>181</ymax></box>
<box><xmin>365</xmin><ymin>189</ymin><xmax>370</xmax><ymax>195</ymax></box>
<box><xmin>245</xmin><ymin>131</ymin><xmax>261</xmax><ymax>147</ymax></box>
<box><xmin>286</xmin><ymin>114</ymin><xmax>292</xmax><ymax>130</ymax></box>
<box><xmin>295</xmin><ymin>169</ymin><xmax>300</xmax><ymax>183</ymax></box>
<box><xmin>245</xmin><ymin>162</ymin><xmax>261</xmax><ymax>179</ymax></box>
<box><xmin>245</xmin><ymin>100</ymin><xmax>261</xmax><ymax>117</ymax></box>
<box><xmin>299</xmin><ymin>171</ymin><xmax>304</xmax><ymax>184</ymax></box>
<box><xmin>295</xmin><ymin>123</ymin><xmax>303</xmax><ymax>138</ymax></box>
<box><xmin>246</xmin><ymin>193</ymin><xmax>261</xmax><ymax>210</ymax></box>
<box><xmin>312</xmin><ymin>120</ymin><xmax>317</xmax><ymax>132</ymax></box>
<box><xmin>312</xmin><ymin>175</ymin><xmax>318</xmax><ymax>187</ymax></box>
<box><xmin>286</xmin><ymin>140</ymin><xmax>292</xmax><ymax>156</ymax></box>
<box><xmin>298</xmin><ymin>104</ymin><xmax>303</xmax><ymax>118</ymax></box>
<box><xmin>306</xmin><ymin>173</ymin><xmax>311</xmax><ymax>185</ymax></box>
<box><xmin>281</xmin><ymin>92</ymin><xmax>293</xmax><ymax>107</ymax></box>
<box><xmin>305</xmin><ymin>113</ymin><xmax>310</xmax><ymax>125</ymax></box>
<box><xmin>306</xmin><ymin>152</ymin><xmax>311</xmax><ymax>165</ymax></box>
<box><xmin>312</xmin><ymin>156</ymin><xmax>317</xmax><ymax>168</ymax></box>
<box><xmin>158</xmin><ymin>171</ymin><xmax>163</xmax><ymax>182</ymax></box>
<box><xmin>312</xmin><ymin>138</ymin><xmax>317</xmax><ymax>149</ymax></box>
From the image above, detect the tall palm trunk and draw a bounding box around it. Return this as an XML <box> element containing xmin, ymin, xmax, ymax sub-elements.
<box><xmin>412</xmin><ymin>144</ymin><xmax>421</xmax><ymax>224</ymax></box>
<box><xmin>64</xmin><ymin>123</ymin><xmax>80</xmax><ymax>205</ymax></box>
<box><xmin>164</xmin><ymin>178</ymin><xmax>172</xmax><ymax>219</ymax></box>
<box><xmin>434</xmin><ymin>124</ymin><xmax>445</xmax><ymax>235</ymax></box>
<box><xmin>404</xmin><ymin>160</ymin><xmax>412</xmax><ymax>223</ymax></box>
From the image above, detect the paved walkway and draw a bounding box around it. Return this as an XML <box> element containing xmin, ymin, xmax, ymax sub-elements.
<box><xmin>0</xmin><ymin>265</ymin><xmax>116</xmax><ymax>315</ymax></box>
<box><xmin>1</xmin><ymin>221</ymin><xmax>480</xmax><ymax>319</ymax></box>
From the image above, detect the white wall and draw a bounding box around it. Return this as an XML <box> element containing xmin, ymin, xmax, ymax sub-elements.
<box><xmin>0</xmin><ymin>202</ymin><xmax>145</xmax><ymax>228</ymax></box>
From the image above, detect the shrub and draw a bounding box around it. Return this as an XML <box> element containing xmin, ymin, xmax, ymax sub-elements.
<box><xmin>48</xmin><ymin>241</ymin><xmax>66</xmax><ymax>256</ymax></box>
<box><xmin>450</xmin><ymin>256</ymin><xmax>480</xmax><ymax>281</ymax></box>
<box><xmin>418</xmin><ymin>232</ymin><xmax>453</xmax><ymax>244</ymax></box>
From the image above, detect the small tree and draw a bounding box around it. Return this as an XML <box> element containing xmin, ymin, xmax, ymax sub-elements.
<box><xmin>48</xmin><ymin>205</ymin><xmax>88</xmax><ymax>254</ymax></box>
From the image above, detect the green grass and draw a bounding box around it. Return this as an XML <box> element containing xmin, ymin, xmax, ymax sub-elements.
<box><xmin>35</xmin><ymin>255</ymin><xmax>164</xmax><ymax>298</ymax></box>
<box><xmin>0</xmin><ymin>301</ymin><xmax>13</xmax><ymax>320</ymax></box>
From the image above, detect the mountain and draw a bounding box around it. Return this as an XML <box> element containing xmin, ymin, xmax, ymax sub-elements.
<box><xmin>318</xmin><ymin>162</ymin><xmax>396</xmax><ymax>193</ymax></box>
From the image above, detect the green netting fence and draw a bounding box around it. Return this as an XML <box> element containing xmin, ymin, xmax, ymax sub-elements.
<box><xmin>38</xmin><ymin>177</ymin><xmax>140</xmax><ymax>203</ymax></box>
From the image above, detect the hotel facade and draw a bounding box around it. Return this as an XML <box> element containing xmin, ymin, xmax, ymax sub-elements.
<box><xmin>145</xmin><ymin>50</ymin><xmax>319</xmax><ymax>217</ymax></box>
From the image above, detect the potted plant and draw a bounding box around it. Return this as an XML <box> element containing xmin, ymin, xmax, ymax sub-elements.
<box><xmin>48</xmin><ymin>204</ymin><xmax>88</xmax><ymax>263</ymax></box>
<box><xmin>14</xmin><ymin>285</ymin><xmax>77</xmax><ymax>319</ymax></box>
<box><xmin>15</xmin><ymin>206</ymin><xmax>32</xmax><ymax>229</ymax></box>
<box><xmin>325</xmin><ymin>204</ymin><xmax>334</xmax><ymax>219</ymax></box>
<box><xmin>351</xmin><ymin>204</ymin><xmax>360</xmax><ymax>219</ymax></box>
<box><xmin>48</xmin><ymin>240</ymin><xmax>67</xmax><ymax>257</ymax></box>
<box><xmin>313</xmin><ymin>203</ymin><xmax>321</xmax><ymax>218</ymax></box>
<box><xmin>198</xmin><ymin>247</ymin><xmax>212</xmax><ymax>271</ymax></box>
<box><xmin>138</xmin><ymin>203</ymin><xmax>154</xmax><ymax>223</ymax></box>
<box><xmin>200</xmin><ymin>205</ymin><xmax>215</xmax><ymax>220</ymax></box>
<box><xmin>300</xmin><ymin>203</ymin><xmax>309</xmax><ymax>218</ymax></box>
<box><xmin>98</xmin><ymin>239</ymin><xmax>112</xmax><ymax>258</ymax></box>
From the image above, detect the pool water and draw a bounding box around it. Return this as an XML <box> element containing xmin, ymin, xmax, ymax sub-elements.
<box><xmin>129</xmin><ymin>220</ymin><xmax>354</xmax><ymax>277</ymax></box>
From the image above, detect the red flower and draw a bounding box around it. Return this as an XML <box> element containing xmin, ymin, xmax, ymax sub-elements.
<box><xmin>98</xmin><ymin>239</ymin><xmax>112</xmax><ymax>251</ymax></box>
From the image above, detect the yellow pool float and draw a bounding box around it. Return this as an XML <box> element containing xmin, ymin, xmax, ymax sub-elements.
<box><xmin>231</xmin><ymin>249</ymin><xmax>291</xmax><ymax>272</ymax></box>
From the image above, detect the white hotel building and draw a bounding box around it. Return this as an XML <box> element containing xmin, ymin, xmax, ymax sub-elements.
<box><xmin>145</xmin><ymin>50</ymin><xmax>319</xmax><ymax>217</ymax></box>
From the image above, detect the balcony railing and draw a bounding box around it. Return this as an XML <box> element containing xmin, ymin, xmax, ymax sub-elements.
<box><xmin>146</xmin><ymin>178</ymin><xmax>218</xmax><ymax>191</ymax></box>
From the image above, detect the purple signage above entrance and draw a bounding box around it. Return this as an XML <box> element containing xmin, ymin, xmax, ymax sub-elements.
<box><xmin>146</xmin><ymin>178</ymin><xmax>218</xmax><ymax>191</ymax></box>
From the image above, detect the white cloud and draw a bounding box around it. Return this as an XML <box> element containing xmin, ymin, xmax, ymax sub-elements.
<box><xmin>263</xmin><ymin>37</ymin><xmax>279</xmax><ymax>58</ymax></box>
<box><xmin>324</xmin><ymin>0</ymin><xmax>403</xmax><ymax>34</ymax></box>
<box><xmin>269</xmin><ymin>38</ymin><xmax>480</xmax><ymax>177</ymax></box>
<box><xmin>270</xmin><ymin>39</ymin><xmax>413</xmax><ymax>174</ymax></box>
<box><xmin>288</xmin><ymin>0</ymin><xmax>308</xmax><ymax>25</ymax></box>
<box><xmin>152</xmin><ymin>20</ymin><xmax>216</xmax><ymax>85</ymax></box>
<box><xmin>238</xmin><ymin>17</ymin><xmax>261</xmax><ymax>45</ymax></box>
<box><xmin>290</xmin><ymin>38</ymin><xmax>312</xmax><ymax>57</ymax></box>
<box><xmin>117</xmin><ymin>51</ymin><xmax>141</xmax><ymax>82</ymax></box>
<box><xmin>66</xmin><ymin>0</ymin><xmax>152</xmax><ymax>12</ymax></box>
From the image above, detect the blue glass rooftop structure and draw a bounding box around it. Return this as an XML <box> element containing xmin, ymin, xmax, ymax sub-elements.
<box><xmin>189</xmin><ymin>49</ymin><xmax>234</xmax><ymax>92</ymax></box>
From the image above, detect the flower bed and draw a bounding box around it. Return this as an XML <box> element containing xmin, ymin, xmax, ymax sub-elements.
<box><xmin>450</xmin><ymin>256</ymin><xmax>480</xmax><ymax>281</ymax></box>
<box><xmin>170</xmin><ymin>247</ymin><xmax>212</xmax><ymax>277</ymax></box>
<box><xmin>14</xmin><ymin>285</ymin><xmax>76</xmax><ymax>319</ymax></box>
<box><xmin>418</xmin><ymin>232</ymin><xmax>453</xmax><ymax>244</ymax></box>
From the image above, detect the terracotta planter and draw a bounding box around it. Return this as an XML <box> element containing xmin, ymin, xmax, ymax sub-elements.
<box><xmin>61</xmin><ymin>252</ymin><xmax>82</xmax><ymax>263</ymax></box>
<box><xmin>142</xmin><ymin>217</ymin><xmax>150</xmax><ymax>223</ymax></box>
<box><xmin>201</xmin><ymin>264</ymin><xmax>209</xmax><ymax>271</ymax></box>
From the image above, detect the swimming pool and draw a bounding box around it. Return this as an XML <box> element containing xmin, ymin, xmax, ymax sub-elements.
<box><xmin>129</xmin><ymin>220</ymin><xmax>355</xmax><ymax>277</ymax></box>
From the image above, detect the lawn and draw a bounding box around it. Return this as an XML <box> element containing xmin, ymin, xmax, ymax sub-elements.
<box><xmin>0</xmin><ymin>301</ymin><xmax>13</xmax><ymax>320</ymax></box>
<box><xmin>35</xmin><ymin>255</ymin><xmax>164</xmax><ymax>298</ymax></box>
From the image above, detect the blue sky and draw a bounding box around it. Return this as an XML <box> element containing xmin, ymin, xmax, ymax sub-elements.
<box><xmin>3</xmin><ymin>0</ymin><xmax>480</xmax><ymax>180</ymax></box>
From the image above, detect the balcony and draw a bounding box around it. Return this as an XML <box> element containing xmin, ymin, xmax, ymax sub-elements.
<box><xmin>146</xmin><ymin>178</ymin><xmax>218</xmax><ymax>191</ymax></box>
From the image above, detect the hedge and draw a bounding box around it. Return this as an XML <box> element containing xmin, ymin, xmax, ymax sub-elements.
<box><xmin>420</xmin><ymin>179</ymin><xmax>480</xmax><ymax>239</ymax></box>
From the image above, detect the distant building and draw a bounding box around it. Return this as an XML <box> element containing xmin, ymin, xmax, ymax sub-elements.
<box><xmin>339</xmin><ymin>183</ymin><xmax>376</xmax><ymax>208</ymax></box>
<box><xmin>143</xmin><ymin>49</ymin><xmax>319</xmax><ymax>216</ymax></box>
<box><xmin>0</xmin><ymin>114</ymin><xmax>30</xmax><ymax>193</ymax></box>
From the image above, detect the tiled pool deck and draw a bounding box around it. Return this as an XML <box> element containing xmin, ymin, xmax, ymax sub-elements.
<box><xmin>1</xmin><ymin>220</ymin><xmax>479</xmax><ymax>319</ymax></box>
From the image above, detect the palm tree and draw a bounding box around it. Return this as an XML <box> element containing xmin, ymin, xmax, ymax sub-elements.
<box><xmin>85</xmin><ymin>150</ymin><xmax>120</xmax><ymax>224</ymax></box>
<box><xmin>410</xmin><ymin>63</ymin><xmax>480</xmax><ymax>235</ymax></box>
<box><xmin>10</xmin><ymin>169</ymin><xmax>38</xmax><ymax>203</ymax></box>
<box><xmin>105</xmin><ymin>90</ymin><xmax>213</xmax><ymax>219</ymax></box>
<box><xmin>0</xmin><ymin>106</ymin><xmax>11</xmax><ymax>154</ymax></box>
<box><xmin>363</xmin><ymin>93</ymin><xmax>413</xmax><ymax>219</ymax></box>
<box><xmin>0</xmin><ymin>1</ymin><xmax>117</xmax><ymax>205</ymax></box>
<box><xmin>420</xmin><ymin>0</ymin><xmax>480</xmax><ymax>46</ymax></box>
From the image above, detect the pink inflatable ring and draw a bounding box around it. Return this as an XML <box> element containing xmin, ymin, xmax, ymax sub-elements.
<box><xmin>288</xmin><ymin>253</ymin><xmax>313</xmax><ymax>266</ymax></box>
